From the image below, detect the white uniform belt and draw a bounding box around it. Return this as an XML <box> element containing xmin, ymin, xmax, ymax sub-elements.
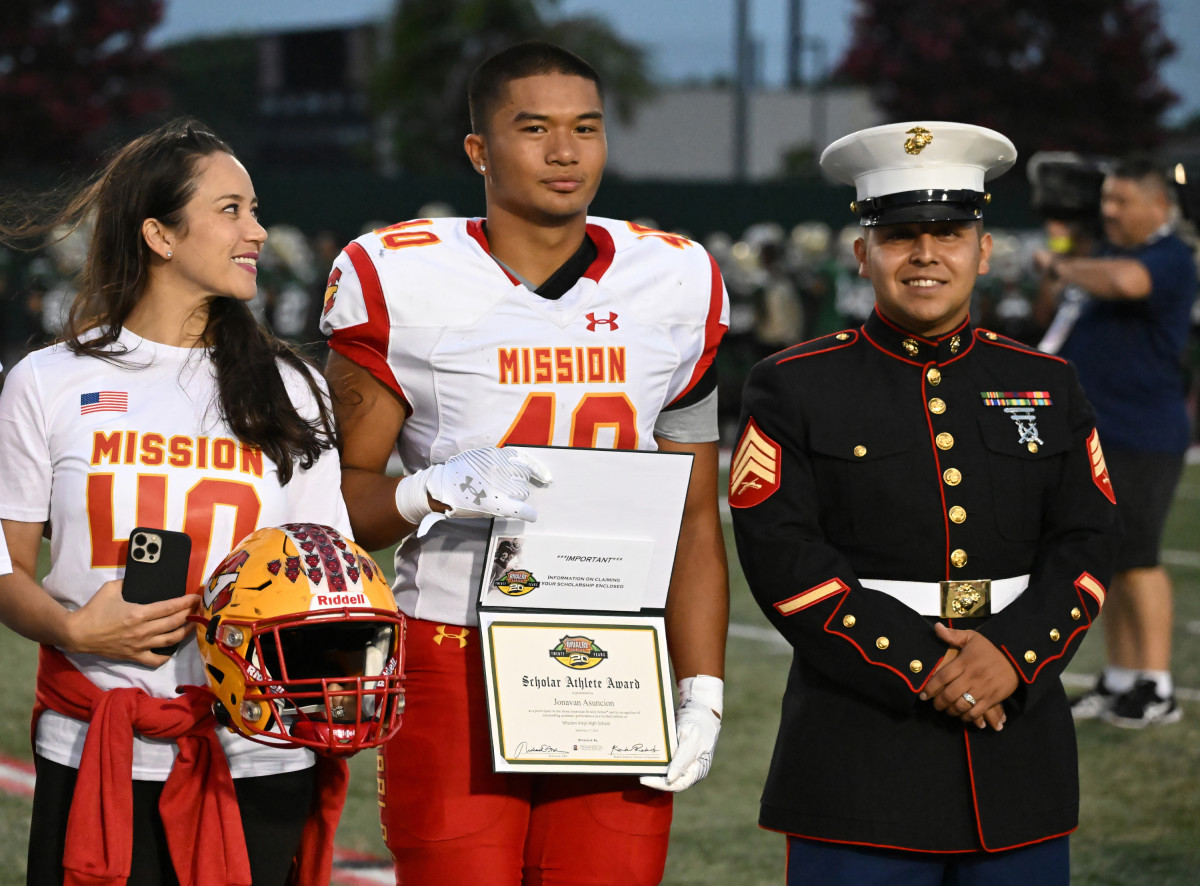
<box><xmin>858</xmin><ymin>575</ymin><xmax>1029</xmax><ymax>618</ymax></box>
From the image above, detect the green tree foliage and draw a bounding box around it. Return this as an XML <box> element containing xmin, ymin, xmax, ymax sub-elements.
<box><xmin>372</xmin><ymin>0</ymin><xmax>654</xmax><ymax>173</ymax></box>
<box><xmin>838</xmin><ymin>0</ymin><xmax>1177</xmax><ymax>159</ymax></box>
<box><xmin>0</xmin><ymin>0</ymin><xmax>167</xmax><ymax>169</ymax></box>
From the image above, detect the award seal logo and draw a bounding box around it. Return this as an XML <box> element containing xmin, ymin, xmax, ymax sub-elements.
<box><xmin>550</xmin><ymin>635</ymin><xmax>609</xmax><ymax>670</ymax></box>
<box><xmin>493</xmin><ymin>569</ymin><xmax>540</xmax><ymax>596</ymax></box>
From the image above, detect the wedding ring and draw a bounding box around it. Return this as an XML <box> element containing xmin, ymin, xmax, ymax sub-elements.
<box><xmin>962</xmin><ymin>692</ymin><xmax>978</xmax><ymax>707</ymax></box>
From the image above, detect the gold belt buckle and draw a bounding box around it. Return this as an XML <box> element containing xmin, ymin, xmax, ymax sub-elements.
<box><xmin>939</xmin><ymin>580</ymin><xmax>991</xmax><ymax>618</ymax></box>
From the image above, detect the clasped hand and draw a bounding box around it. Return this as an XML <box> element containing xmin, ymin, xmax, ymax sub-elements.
<box><xmin>919</xmin><ymin>623</ymin><xmax>1019</xmax><ymax>731</ymax></box>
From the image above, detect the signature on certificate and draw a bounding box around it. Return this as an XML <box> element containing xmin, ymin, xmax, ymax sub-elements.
<box><xmin>611</xmin><ymin>743</ymin><xmax>659</xmax><ymax>754</ymax></box>
<box><xmin>514</xmin><ymin>741</ymin><xmax>565</xmax><ymax>757</ymax></box>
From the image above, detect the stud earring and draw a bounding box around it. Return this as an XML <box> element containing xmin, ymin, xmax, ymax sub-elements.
<box><xmin>480</xmin><ymin>165</ymin><xmax>486</xmax><ymax>172</ymax></box>
<box><xmin>165</xmin><ymin>250</ymin><xmax>173</xmax><ymax>259</ymax></box>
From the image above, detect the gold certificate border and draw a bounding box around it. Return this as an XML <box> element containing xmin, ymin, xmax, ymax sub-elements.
<box><xmin>487</xmin><ymin>620</ymin><xmax>672</xmax><ymax>769</ymax></box>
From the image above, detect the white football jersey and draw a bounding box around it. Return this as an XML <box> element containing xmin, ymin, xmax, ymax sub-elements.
<box><xmin>0</xmin><ymin>330</ymin><xmax>350</xmax><ymax>779</ymax></box>
<box><xmin>321</xmin><ymin>216</ymin><xmax>729</xmax><ymax>626</ymax></box>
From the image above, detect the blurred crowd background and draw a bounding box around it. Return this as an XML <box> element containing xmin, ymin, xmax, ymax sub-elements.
<box><xmin>3</xmin><ymin>0</ymin><xmax>1200</xmax><ymax>448</ymax></box>
<box><xmin>5</xmin><ymin>208</ymin><xmax>1198</xmax><ymax>448</ymax></box>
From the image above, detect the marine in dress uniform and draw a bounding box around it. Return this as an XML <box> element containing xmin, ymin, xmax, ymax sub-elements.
<box><xmin>729</xmin><ymin>122</ymin><xmax>1121</xmax><ymax>886</ymax></box>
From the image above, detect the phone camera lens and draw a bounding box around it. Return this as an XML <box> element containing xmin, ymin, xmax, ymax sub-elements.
<box><xmin>134</xmin><ymin>533</ymin><xmax>147</xmax><ymax>546</ymax></box>
<box><xmin>147</xmin><ymin>542</ymin><xmax>160</xmax><ymax>556</ymax></box>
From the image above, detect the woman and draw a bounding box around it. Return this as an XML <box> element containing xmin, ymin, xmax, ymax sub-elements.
<box><xmin>0</xmin><ymin>119</ymin><xmax>349</xmax><ymax>886</ymax></box>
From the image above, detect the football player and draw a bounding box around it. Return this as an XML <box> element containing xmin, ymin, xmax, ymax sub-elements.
<box><xmin>323</xmin><ymin>41</ymin><xmax>729</xmax><ymax>886</ymax></box>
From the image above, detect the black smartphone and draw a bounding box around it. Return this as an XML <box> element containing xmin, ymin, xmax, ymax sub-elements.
<box><xmin>123</xmin><ymin>527</ymin><xmax>192</xmax><ymax>656</ymax></box>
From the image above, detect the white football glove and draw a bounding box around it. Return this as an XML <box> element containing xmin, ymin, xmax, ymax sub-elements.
<box><xmin>640</xmin><ymin>675</ymin><xmax>723</xmax><ymax>793</ymax></box>
<box><xmin>394</xmin><ymin>447</ymin><xmax>552</xmax><ymax>524</ymax></box>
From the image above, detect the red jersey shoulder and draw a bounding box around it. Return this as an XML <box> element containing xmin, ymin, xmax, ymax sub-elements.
<box><xmin>770</xmin><ymin>329</ymin><xmax>859</xmax><ymax>366</ymax></box>
<box><xmin>974</xmin><ymin>328</ymin><xmax>1067</xmax><ymax>364</ymax></box>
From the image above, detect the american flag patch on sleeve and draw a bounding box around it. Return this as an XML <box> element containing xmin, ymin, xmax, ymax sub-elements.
<box><xmin>80</xmin><ymin>392</ymin><xmax>128</xmax><ymax>415</ymax></box>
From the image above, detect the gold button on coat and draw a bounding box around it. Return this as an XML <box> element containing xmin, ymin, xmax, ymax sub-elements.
<box><xmin>929</xmin><ymin>398</ymin><xmax>946</xmax><ymax>414</ymax></box>
<box><xmin>948</xmin><ymin>506</ymin><xmax>966</xmax><ymax>523</ymax></box>
<box><xmin>853</xmin><ymin>445</ymin><xmax>867</xmax><ymax>457</ymax></box>
<box><xmin>909</xmin><ymin>660</ymin><xmax>923</xmax><ymax>673</ymax></box>
<box><xmin>843</xmin><ymin>614</ymin><xmax>856</xmax><ymax>627</ymax></box>
<box><xmin>950</xmin><ymin>549</ymin><xmax>968</xmax><ymax>568</ymax></box>
<box><xmin>936</xmin><ymin>433</ymin><xmax>954</xmax><ymax>450</ymax></box>
<box><xmin>927</xmin><ymin>367</ymin><xmax>942</xmax><ymax>385</ymax></box>
<box><xmin>1024</xmin><ymin>650</ymin><xmax>1037</xmax><ymax>663</ymax></box>
<box><xmin>943</xmin><ymin>467</ymin><xmax>962</xmax><ymax>486</ymax></box>
<box><xmin>1049</xmin><ymin>629</ymin><xmax>1061</xmax><ymax>641</ymax></box>
<box><xmin>985</xmin><ymin>331</ymin><xmax>998</xmax><ymax>340</ymax></box>
<box><xmin>1071</xmin><ymin>607</ymin><xmax>1081</xmax><ymax>620</ymax></box>
<box><xmin>876</xmin><ymin>636</ymin><xmax>890</xmax><ymax>650</ymax></box>
<box><xmin>836</xmin><ymin>332</ymin><xmax>850</xmax><ymax>341</ymax></box>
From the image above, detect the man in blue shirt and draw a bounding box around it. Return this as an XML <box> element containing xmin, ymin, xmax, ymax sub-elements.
<box><xmin>1036</xmin><ymin>155</ymin><xmax>1198</xmax><ymax>727</ymax></box>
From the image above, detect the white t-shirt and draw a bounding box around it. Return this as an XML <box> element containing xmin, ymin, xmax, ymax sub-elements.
<box><xmin>321</xmin><ymin>216</ymin><xmax>729</xmax><ymax>626</ymax></box>
<box><xmin>0</xmin><ymin>330</ymin><xmax>351</xmax><ymax>779</ymax></box>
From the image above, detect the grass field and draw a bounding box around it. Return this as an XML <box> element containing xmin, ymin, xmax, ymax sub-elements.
<box><xmin>1</xmin><ymin>467</ymin><xmax>1199</xmax><ymax>884</ymax></box>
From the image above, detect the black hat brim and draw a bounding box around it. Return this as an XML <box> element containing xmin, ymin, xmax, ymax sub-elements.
<box><xmin>855</xmin><ymin>189</ymin><xmax>987</xmax><ymax>227</ymax></box>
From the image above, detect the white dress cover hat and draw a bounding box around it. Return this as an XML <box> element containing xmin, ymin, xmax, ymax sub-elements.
<box><xmin>820</xmin><ymin>121</ymin><xmax>1017</xmax><ymax>226</ymax></box>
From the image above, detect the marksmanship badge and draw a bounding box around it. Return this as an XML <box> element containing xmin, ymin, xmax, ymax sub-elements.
<box><xmin>981</xmin><ymin>391</ymin><xmax>1052</xmax><ymax>449</ymax></box>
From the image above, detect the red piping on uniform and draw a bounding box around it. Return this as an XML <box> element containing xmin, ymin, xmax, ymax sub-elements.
<box><xmin>671</xmin><ymin>253</ymin><xmax>729</xmax><ymax>403</ymax></box>
<box><xmin>920</xmin><ymin>364</ymin><xmax>953</xmax><ymax>579</ymax></box>
<box><xmin>329</xmin><ymin>242</ymin><xmax>412</xmax><ymax>415</ymax></box>
<box><xmin>999</xmin><ymin>572</ymin><xmax>1103</xmax><ymax>683</ymax></box>
<box><xmin>582</xmin><ymin>223</ymin><xmax>616</xmax><ymax>282</ymax></box>
<box><xmin>824</xmin><ymin>593</ymin><xmax>931</xmax><ymax>693</ymax></box>
<box><xmin>762</xmin><ymin>823</ymin><xmax>1074</xmax><ymax>855</ymax></box>
<box><xmin>774</xmin><ymin>578</ymin><xmax>849</xmax><ymax>615</ymax></box>
<box><xmin>864</xmin><ymin>312</ymin><xmax>977</xmax><ymax>365</ymax></box>
<box><xmin>861</xmin><ymin>325</ymin><xmax>926</xmax><ymax>365</ymax></box>
<box><xmin>937</xmin><ymin>317</ymin><xmax>975</xmax><ymax>364</ymax></box>
<box><xmin>976</xmin><ymin>329</ymin><xmax>1069</xmax><ymax>364</ymax></box>
<box><xmin>961</xmin><ymin>731</ymin><xmax>1078</xmax><ymax>852</ymax></box>
<box><xmin>465</xmin><ymin>219</ymin><xmax>522</xmax><ymax>285</ymax></box>
<box><xmin>776</xmin><ymin>330</ymin><xmax>857</xmax><ymax>364</ymax></box>
<box><xmin>964</xmin><ymin>726</ymin><xmax>987</xmax><ymax>848</ymax></box>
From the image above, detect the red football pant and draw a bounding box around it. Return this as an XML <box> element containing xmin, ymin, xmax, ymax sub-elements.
<box><xmin>380</xmin><ymin>617</ymin><xmax>673</xmax><ymax>885</ymax></box>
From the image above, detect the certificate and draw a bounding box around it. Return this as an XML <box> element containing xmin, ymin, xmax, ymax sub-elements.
<box><xmin>479</xmin><ymin>613</ymin><xmax>675</xmax><ymax>773</ymax></box>
<box><xmin>477</xmin><ymin>447</ymin><xmax>692</xmax><ymax>774</ymax></box>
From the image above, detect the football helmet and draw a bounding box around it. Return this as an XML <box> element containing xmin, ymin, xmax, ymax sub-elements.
<box><xmin>192</xmin><ymin>523</ymin><xmax>405</xmax><ymax>757</ymax></box>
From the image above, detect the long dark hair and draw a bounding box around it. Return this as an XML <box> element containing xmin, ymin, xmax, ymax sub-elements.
<box><xmin>0</xmin><ymin>118</ymin><xmax>336</xmax><ymax>483</ymax></box>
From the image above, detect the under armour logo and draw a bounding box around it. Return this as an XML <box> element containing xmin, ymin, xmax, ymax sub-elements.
<box><xmin>586</xmin><ymin>312</ymin><xmax>619</xmax><ymax>331</ymax></box>
<box><xmin>459</xmin><ymin>474</ymin><xmax>486</xmax><ymax>505</ymax></box>
<box><xmin>433</xmin><ymin>625</ymin><xmax>470</xmax><ymax>647</ymax></box>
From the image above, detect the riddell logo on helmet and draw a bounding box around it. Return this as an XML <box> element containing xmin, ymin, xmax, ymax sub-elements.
<box><xmin>311</xmin><ymin>591</ymin><xmax>369</xmax><ymax>609</ymax></box>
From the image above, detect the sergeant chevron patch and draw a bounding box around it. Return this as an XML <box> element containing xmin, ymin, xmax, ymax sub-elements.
<box><xmin>1086</xmin><ymin>429</ymin><xmax>1116</xmax><ymax>504</ymax></box>
<box><xmin>729</xmin><ymin>418</ymin><xmax>780</xmax><ymax>508</ymax></box>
